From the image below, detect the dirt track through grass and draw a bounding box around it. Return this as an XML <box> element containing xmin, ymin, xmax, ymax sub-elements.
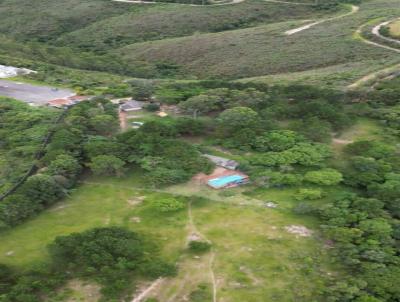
<box><xmin>372</xmin><ymin>18</ymin><xmax>400</xmax><ymax>45</ymax></box>
<box><xmin>285</xmin><ymin>4</ymin><xmax>359</xmax><ymax>35</ymax></box>
<box><xmin>188</xmin><ymin>201</ymin><xmax>217</xmax><ymax>302</ymax></box>
<box><xmin>347</xmin><ymin>22</ymin><xmax>400</xmax><ymax>89</ymax></box>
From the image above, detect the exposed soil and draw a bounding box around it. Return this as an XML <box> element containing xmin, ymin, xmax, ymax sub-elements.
<box><xmin>285</xmin><ymin>225</ymin><xmax>313</xmax><ymax>237</ymax></box>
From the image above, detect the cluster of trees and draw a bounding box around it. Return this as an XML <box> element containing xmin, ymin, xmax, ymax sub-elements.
<box><xmin>113</xmin><ymin>119</ymin><xmax>214</xmax><ymax>186</ymax></box>
<box><xmin>179</xmin><ymin>88</ymin><xmax>270</xmax><ymax>116</ymax></box>
<box><xmin>177</xmin><ymin>84</ymin><xmax>352</xmax><ymax>144</ymax></box>
<box><xmin>0</xmin><ymin>98</ymin><xmax>55</xmax><ymax>195</ymax></box>
<box><xmin>0</xmin><ymin>98</ymin><xmax>119</xmax><ymax>229</ymax></box>
<box><xmin>0</xmin><ymin>94</ymin><xmax>217</xmax><ymax>229</ymax></box>
<box><xmin>340</xmin><ymin>140</ymin><xmax>400</xmax><ymax>221</ymax></box>
<box><xmin>0</xmin><ymin>227</ymin><xmax>175</xmax><ymax>301</ymax></box>
<box><xmin>355</xmin><ymin>77</ymin><xmax>400</xmax><ymax>135</ymax></box>
<box><xmin>316</xmin><ymin>193</ymin><xmax>400</xmax><ymax>302</ymax></box>
<box><xmin>292</xmin><ymin>137</ymin><xmax>399</xmax><ymax>301</ymax></box>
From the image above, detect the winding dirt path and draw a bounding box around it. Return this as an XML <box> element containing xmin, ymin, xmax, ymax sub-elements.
<box><xmin>347</xmin><ymin>62</ymin><xmax>400</xmax><ymax>89</ymax></box>
<box><xmin>131</xmin><ymin>279</ymin><xmax>164</xmax><ymax>302</ymax></box>
<box><xmin>187</xmin><ymin>201</ymin><xmax>217</xmax><ymax>302</ymax></box>
<box><xmin>355</xmin><ymin>22</ymin><xmax>400</xmax><ymax>54</ymax></box>
<box><xmin>285</xmin><ymin>4</ymin><xmax>359</xmax><ymax>35</ymax></box>
<box><xmin>371</xmin><ymin>18</ymin><xmax>400</xmax><ymax>46</ymax></box>
<box><xmin>347</xmin><ymin>22</ymin><xmax>400</xmax><ymax>89</ymax></box>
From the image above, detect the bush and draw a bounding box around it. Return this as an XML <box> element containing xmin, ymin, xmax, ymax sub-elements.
<box><xmin>188</xmin><ymin>241</ymin><xmax>211</xmax><ymax>253</ymax></box>
<box><xmin>88</xmin><ymin>155</ymin><xmax>126</xmax><ymax>177</ymax></box>
<box><xmin>304</xmin><ymin>168</ymin><xmax>343</xmax><ymax>186</ymax></box>
<box><xmin>144</xmin><ymin>103</ymin><xmax>160</xmax><ymax>112</ymax></box>
<box><xmin>190</xmin><ymin>283</ymin><xmax>212</xmax><ymax>302</ymax></box>
<box><xmin>295</xmin><ymin>188</ymin><xmax>324</xmax><ymax>201</ymax></box>
<box><xmin>152</xmin><ymin>198</ymin><xmax>186</xmax><ymax>212</ymax></box>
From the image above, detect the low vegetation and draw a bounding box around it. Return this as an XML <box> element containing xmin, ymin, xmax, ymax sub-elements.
<box><xmin>1</xmin><ymin>0</ymin><xmax>400</xmax><ymax>300</ymax></box>
<box><xmin>1</xmin><ymin>77</ymin><xmax>399</xmax><ymax>301</ymax></box>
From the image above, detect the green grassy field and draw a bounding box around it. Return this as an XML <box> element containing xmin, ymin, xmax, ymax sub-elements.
<box><xmin>0</xmin><ymin>172</ymin><xmax>337</xmax><ymax>301</ymax></box>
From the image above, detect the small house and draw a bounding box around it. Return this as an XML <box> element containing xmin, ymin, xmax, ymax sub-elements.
<box><xmin>203</xmin><ymin>154</ymin><xmax>239</xmax><ymax>170</ymax></box>
<box><xmin>120</xmin><ymin>100</ymin><xmax>144</xmax><ymax>112</ymax></box>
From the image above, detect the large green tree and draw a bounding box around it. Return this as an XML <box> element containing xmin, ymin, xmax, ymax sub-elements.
<box><xmin>217</xmin><ymin>106</ymin><xmax>259</xmax><ymax>135</ymax></box>
<box><xmin>304</xmin><ymin>168</ymin><xmax>343</xmax><ymax>186</ymax></box>
<box><xmin>88</xmin><ymin>155</ymin><xmax>126</xmax><ymax>177</ymax></box>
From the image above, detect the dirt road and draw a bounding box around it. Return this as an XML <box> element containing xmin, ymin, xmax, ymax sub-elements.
<box><xmin>347</xmin><ymin>22</ymin><xmax>400</xmax><ymax>89</ymax></box>
<box><xmin>285</xmin><ymin>5</ymin><xmax>359</xmax><ymax>35</ymax></box>
<box><xmin>371</xmin><ymin>19</ymin><xmax>400</xmax><ymax>46</ymax></box>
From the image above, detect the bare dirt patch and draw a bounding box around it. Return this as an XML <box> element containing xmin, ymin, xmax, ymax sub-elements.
<box><xmin>62</xmin><ymin>279</ymin><xmax>101</xmax><ymax>302</ymax></box>
<box><xmin>332</xmin><ymin>138</ymin><xmax>353</xmax><ymax>145</ymax></box>
<box><xmin>49</xmin><ymin>204</ymin><xmax>69</xmax><ymax>212</ymax></box>
<box><xmin>119</xmin><ymin>111</ymin><xmax>128</xmax><ymax>131</ymax></box>
<box><xmin>285</xmin><ymin>225</ymin><xmax>313</xmax><ymax>237</ymax></box>
<box><xmin>130</xmin><ymin>216</ymin><xmax>142</xmax><ymax>223</ymax></box>
<box><xmin>127</xmin><ymin>196</ymin><xmax>146</xmax><ymax>206</ymax></box>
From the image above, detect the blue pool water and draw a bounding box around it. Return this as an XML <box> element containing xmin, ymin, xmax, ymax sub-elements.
<box><xmin>208</xmin><ymin>175</ymin><xmax>245</xmax><ymax>188</ymax></box>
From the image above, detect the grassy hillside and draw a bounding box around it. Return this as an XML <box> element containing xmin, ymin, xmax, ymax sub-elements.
<box><xmin>115</xmin><ymin>0</ymin><xmax>400</xmax><ymax>79</ymax></box>
<box><xmin>56</xmin><ymin>1</ymin><xmax>323</xmax><ymax>51</ymax></box>
<box><xmin>0</xmin><ymin>0</ymin><xmax>130</xmax><ymax>41</ymax></box>
<box><xmin>0</xmin><ymin>0</ymin><xmax>398</xmax><ymax>84</ymax></box>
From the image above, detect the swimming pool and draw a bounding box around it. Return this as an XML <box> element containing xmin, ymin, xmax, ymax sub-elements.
<box><xmin>208</xmin><ymin>174</ymin><xmax>246</xmax><ymax>189</ymax></box>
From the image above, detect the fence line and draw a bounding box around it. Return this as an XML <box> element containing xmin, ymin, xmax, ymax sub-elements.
<box><xmin>0</xmin><ymin>108</ymin><xmax>69</xmax><ymax>201</ymax></box>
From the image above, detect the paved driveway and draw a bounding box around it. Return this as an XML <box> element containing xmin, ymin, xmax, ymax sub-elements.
<box><xmin>0</xmin><ymin>80</ymin><xmax>74</xmax><ymax>105</ymax></box>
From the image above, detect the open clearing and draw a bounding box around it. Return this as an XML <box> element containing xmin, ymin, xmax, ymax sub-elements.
<box><xmin>0</xmin><ymin>172</ymin><xmax>337</xmax><ymax>301</ymax></box>
<box><xmin>0</xmin><ymin>79</ymin><xmax>74</xmax><ymax>104</ymax></box>
<box><xmin>389</xmin><ymin>19</ymin><xmax>400</xmax><ymax>38</ymax></box>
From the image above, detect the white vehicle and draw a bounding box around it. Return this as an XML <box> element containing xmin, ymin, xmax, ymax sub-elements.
<box><xmin>131</xmin><ymin>121</ymin><xmax>144</xmax><ymax>128</ymax></box>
